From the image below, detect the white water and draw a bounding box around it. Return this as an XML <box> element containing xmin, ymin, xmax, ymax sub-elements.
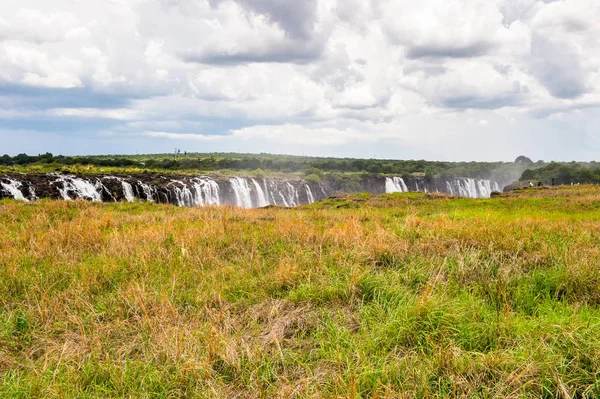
<box><xmin>446</xmin><ymin>181</ymin><xmax>454</xmax><ymax>196</ymax></box>
<box><xmin>251</xmin><ymin>179</ymin><xmax>269</xmax><ymax>207</ymax></box>
<box><xmin>264</xmin><ymin>180</ymin><xmax>278</xmax><ymax>205</ymax></box>
<box><xmin>265</xmin><ymin>179</ymin><xmax>285</xmax><ymax>206</ymax></box>
<box><xmin>190</xmin><ymin>177</ymin><xmax>220</xmax><ymax>206</ymax></box>
<box><xmin>278</xmin><ymin>191</ymin><xmax>290</xmax><ymax>207</ymax></box>
<box><xmin>230</xmin><ymin>177</ymin><xmax>253</xmax><ymax>208</ymax></box>
<box><xmin>385</xmin><ymin>177</ymin><xmax>408</xmax><ymax>193</ymax></box>
<box><xmin>305</xmin><ymin>184</ymin><xmax>315</xmax><ymax>204</ymax></box>
<box><xmin>1</xmin><ymin>179</ymin><xmax>28</xmax><ymax>201</ymax></box>
<box><xmin>3</xmin><ymin>173</ymin><xmax>505</xmax><ymax>205</ymax></box>
<box><xmin>449</xmin><ymin>178</ymin><xmax>488</xmax><ymax>198</ymax></box>
<box><xmin>285</xmin><ymin>182</ymin><xmax>299</xmax><ymax>207</ymax></box>
<box><xmin>139</xmin><ymin>182</ymin><xmax>156</xmax><ymax>202</ymax></box>
<box><xmin>170</xmin><ymin>180</ymin><xmax>194</xmax><ymax>207</ymax></box>
<box><xmin>387</xmin><ymin>176</ymin><xmax>500</xmax><ymax>198</ymax></box>
<box><xmin>52</xmin><ymin>175</ymin><xmax>103</xmax><ymax>201</ymax></box>
<box><xmin>122</xmin><ymin>181</ymin><xmax>135</xmax><ymax>202</ymax></box>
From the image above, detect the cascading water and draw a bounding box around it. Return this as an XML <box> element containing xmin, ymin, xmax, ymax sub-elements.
<box><xmin>385</xmin><ymin>177</ymin><xmax>408</xmax><ymax>193</ymax></box>
<box><xmin>52</xmin><ymin>175</ymin><xmax>103</xmax><ymax>201</ymax></box>
<box><xmin>278</xmin><ymin>192</ymin><xmax>290</xmax><ymax>207</ymax></box>
<box><xmin>2</xmin><ymin>172</ymin><xmax>503</xmax><ymax>205</ymax></box>
<box><xmin>285</xmin><ymin>182</ymin><xmax>299</xmax><ymax>207</ymax></box>
<box><xmin>122</xmin><ymin>181</ymin><xmax>135</xmax><ymax>202</ymax></box>
<box><xmin>446</xmin><ymin>181</ymin><xmax>455</xmax><ymax>196</ymax></box>
<box><xmin>1</xmin><ymin>179</ymin><xmax>28</xmax><ymax>201</ymax></box>
<box><xmin>230</xmin><ymin>177</ymin><xmax>253</xmax><ymax>208</ymax></box>
<box><xmin>169</xmin><ymin>180</ymin><xmax>195</xmax><ymax>207</ymax></box>
<box><xmin>264</xmin><ymin>179</ymin><xmax>286</xmax><ymax>206</ymax></box>
<box><xmin>190</xmin><ymin>177</ymin><xmax>220</xmax><ymax>206</ymax></box>
<box><xmin>104</xmin><ymin>176</ymin><xmax>134</xmax><ymax>202</ymax></box>
<box><xmin>388</xmin><ymin>176</ymin><xmax>500</xmax><ymax>198</ymax></box>
<box><xmin>139</xmin><ymin>182</ymin><xmax>156</xmax><ymax>202</ymax></box>
<box><xmin>305</xmin><ymin>184</ymin><xmax>315</xmax><ymax>204</ymax></box>
<box><xmin>252</xmin><ymin>179</ymin><xmax>269</xmax><ymax>207</ymax></box>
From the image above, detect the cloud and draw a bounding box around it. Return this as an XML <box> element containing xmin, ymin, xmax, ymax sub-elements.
<box><xmin>406</xmin><ymin>42</ymin><xmax>494</xmax><ymax>60</ymax></box>
<box><xmin>530</xmin><ymin>34</ymin><xmax>586</xmax><ymax>99</ymax></box>
<box><xmin>381</xmin><ymin>0</ymin><xmax>529</xmax><ymax>60</ymax></box>
<box><xmin>141</xmin><ymin>123</ymin><xmax>404</xmax><ymax>147</ymax></box>
<box><xmin>211</xmin><ymin>0</ymin><xmax>319</xmax><ymax>40</ymax></box>
<box><xmin>142</xmin><ymin>131</ymin><xmax>224</xmax><ymax>141</ymax></box>
<box><xmin>180</xmin><ymin>40</ymin><xmax>324</xmax><ymax>65</ymax></box>
<box><xmin>166</xmin><ymin>0</ymin><xmax>331</xmax><ymax>65</ymax></box>
<box><xmin>0</xmin><ymin>0</ymin><xmax>599</xmax><ymax>160</ymax></box>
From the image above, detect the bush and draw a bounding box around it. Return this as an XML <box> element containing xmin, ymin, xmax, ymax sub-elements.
<box><xmin>253</xmin><ymin>168</ymin><xmax>267</xmax><ymax>178</ymax></box>
<box><xmin>305</xmin><ymin>174</ymin><xmax>322</xmax><ymax>183</ymax></box>
<box><xmin>304</xmin><ymin>167</ymin><xmax>324</xmax><ymax>179</ymax></box>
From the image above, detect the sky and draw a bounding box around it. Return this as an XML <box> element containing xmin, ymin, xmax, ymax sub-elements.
<box><xmin>0</xmin><ymin>0</ymin><xmax>599</xmax><ymax>161</ymax></box>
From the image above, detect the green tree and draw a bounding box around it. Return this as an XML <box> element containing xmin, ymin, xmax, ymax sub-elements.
<box><xmin>515</xmin><ymin>155</ymin><xmax>533</xmax><ymax>164</ymax></box>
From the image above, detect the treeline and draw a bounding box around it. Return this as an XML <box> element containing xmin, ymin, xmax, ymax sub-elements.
<box><xmin>1</xmin><ymin>152</ymin><xmax>535</xmax><ymax>183</ymax></box>
<box><xmin>1</xmin><ymin>153</ymin><xmax>138</xmax><ymax>167</ymax></box>
<box><xmin>521</xmin><ymin>162</ymin><xmax>600</xmax><ymax>185</ymax></box>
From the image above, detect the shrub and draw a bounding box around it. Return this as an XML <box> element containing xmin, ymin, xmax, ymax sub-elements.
<box><xmin>253</xmin><ymin>168</ymin><xmax>267</xmax><ymax>178</ymax></box>
<box><xmin>304</xmin><ymin>167</ymin><xmax>324</xmax><ymax>179</ymax></box>
<box><xmin>305</xmin><ymin>174</ymin><xmax>321</xmax><ymax>183</ymax></box>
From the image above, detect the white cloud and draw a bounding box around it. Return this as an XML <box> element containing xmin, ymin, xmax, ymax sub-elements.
<box><xmin>0</xmin><ymin>0</ymin><xmax>599</xmax><ymax>160</ymax></box>
<box><xmin>142</xmin><ymin>131</ymin><xmax>224</xmax><ymax>141</ymax></box>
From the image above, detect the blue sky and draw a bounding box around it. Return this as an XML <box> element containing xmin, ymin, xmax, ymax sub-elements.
<box><xmin>1</xmin><ymin>0</ymin><xmax>599</xmax><ymax>161</ymax></box>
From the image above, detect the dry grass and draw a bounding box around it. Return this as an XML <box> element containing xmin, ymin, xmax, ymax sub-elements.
<box><xmin>2</xmin><ymin>186</ymin><xmax>600</xmax><ymax>397</ymax></box>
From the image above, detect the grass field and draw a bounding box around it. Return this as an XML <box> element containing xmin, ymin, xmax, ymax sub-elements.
<box><xmin>2</xmin><ymin>186</ymin><xmax>600</xmax><ymax>398</ymax></box>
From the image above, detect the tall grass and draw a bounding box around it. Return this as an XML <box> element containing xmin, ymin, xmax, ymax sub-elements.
<box><xmin>1</xmin><ymin>186</ymin><xmax>600</xmax><ymax>397</ymax></box>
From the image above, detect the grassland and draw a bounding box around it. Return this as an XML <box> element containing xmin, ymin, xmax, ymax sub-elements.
<box><xmin>2</xmin><ymin>186</ymin><xmax>600</xmax><ymax>398</ymax></box>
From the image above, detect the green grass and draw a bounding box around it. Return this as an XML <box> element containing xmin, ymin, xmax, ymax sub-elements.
<box><xmin>1</xmin><ymin>186</ymin><xmax>600</xmax><ymax>397</ymax></box>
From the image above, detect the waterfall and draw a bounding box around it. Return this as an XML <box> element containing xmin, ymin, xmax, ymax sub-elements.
<box><xmin>445</xmin><ymin>178</ymin><xmax>501</xmax><ymax>198</ymax></box>
<box><xmin>252</xmin><ymin>179</ymin><xmax>269</xmax><ymax>207</ymax></box>
<box><xmin>122</xmin><ymin>181</ymin><xmax>135</xmax><ymax>202</ymax></box>
<box><xmin>169</xmin><ymin>180</ymin><xmax>195</xmax><ymax>207</ymax></box>
<box><xmin>386</xmin><ymin>176</ymin><xmax>499</xmax><ymax>198</ymax></box>
<box><xmin>456</xmin><ymin>179</ymin><xmax>471</xmax><ymax>198</ymax></box>
<box><xmin>98</xmin><ymin>180</ymin><xmax>116</xmax><ymax>202</ymax></box>
<box><xmin>230</xmin><ymin>177</ymin><xmax>253</xmax><ymax>208</ymax></box>
<box><xmin>414</xmin><ymin>179</ymin><xmax>428</xmax><ymax>193</ymax></box>
<box><xmin>305</xmin><ymin>184</ymin><xmax>315</xmax><ymax>204</ymax></box>
<box><xmin>139</xmin><ymin>182</ymin><xmax>156</xmax><ymax>202</ymax></box>
<box><xmin>1</xmin><ymin>179</ymin><xmax>28</xmax><ymax>201</ymax></box>
<box><xmin>263</xmin><ymin>179</ymin><xmax>292</xmax><ymax>207</ymax></box>
<box><xmin>278</xmin><ymin>192</ymin><xmax>289</xmax><ymax>207</ymax></box>
<box><xmin>2</xmin><ymin>172</ymin><xmax>507</xmax><ymax>205</ymax></box>
<box><xmin>476</xmin><ymin>179</ymin><xmax>493</xmax><ymax>198</ymax></box>
<box><xmin>285</xmin><ymin>182</ymin><xmax>299</xmax><ymax>207</ymax></box>
<box><xmin>264</xmin><ymin>180</ymin><xmax>278</xmax><ymax>205</ymax></box>
<box><xmin>385</xmin><ymin>177</ymin><xmax>408</xmax><ymax>193</ymax></box>
<box><xmin>469</xmin><ymin>179</ymin><xmax>479</xmax><ymax>198</ymax></box>
<box><xmin>190</xmin><ymin>177</ymin><xmax>220</xmax><ymax>206</ymax></box>
<box><xmin>52</xmin><ymin>175</ymin><xmax>103</xmax><ymax>201</ymax></box>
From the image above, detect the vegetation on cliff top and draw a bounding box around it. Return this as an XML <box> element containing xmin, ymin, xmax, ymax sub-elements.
<box><xmin>2</xmin><ymin>186</ymin><xmax>600</xmax><ymax>397</ymax></box>
<box><xmin>2</xmin><ymin>152</ymin><xmax>536</xmax><ymax>184</ymax></box>
<box><xmin>520</xmin><ymin>161</ymin><xmax>600</xmax><ymax>186</ymax></box>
